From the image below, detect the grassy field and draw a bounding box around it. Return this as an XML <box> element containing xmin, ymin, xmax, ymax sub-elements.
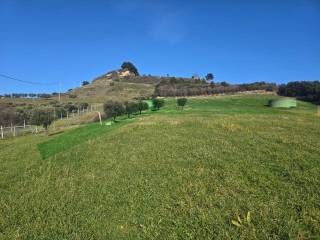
<box><xmin>0</xmin><ymin>94</ymin><xmax>319</xmax><ymax>239</ymax></box>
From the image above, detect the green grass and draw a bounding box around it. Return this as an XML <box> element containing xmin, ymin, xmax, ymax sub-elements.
<box><xmin>38</xmin><ymin>119</ymin><xmax>131</xmax><ymax>159</ymax></box>
<box><xmin>0</xmin><ymin>94</ymin><xmax>319</xmax><ymax>239</ymax></box>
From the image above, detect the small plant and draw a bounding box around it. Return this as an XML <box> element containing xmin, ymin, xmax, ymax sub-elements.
<box><xmin>231</xmin><ymin>211</ymin><xmax>252</xmax><ymax>227</ymax></box>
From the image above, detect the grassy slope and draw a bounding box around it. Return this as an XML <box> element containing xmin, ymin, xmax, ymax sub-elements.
<box><xmin>0</xmin><ymin>94</ymin><xmax>319</xmax><ymax>239</ymax></box>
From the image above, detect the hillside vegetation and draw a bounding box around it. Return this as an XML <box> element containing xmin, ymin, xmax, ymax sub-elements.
<box><xmin>0</xmin><ymin>94</ymin><xmax>319</xmax><ymax>239</ymax></box>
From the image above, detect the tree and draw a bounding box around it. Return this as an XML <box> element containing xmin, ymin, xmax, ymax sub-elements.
<box><xmin>206</xmin><ymin>73</ymin><xmax>214</xmax><ymax>82</ymax></box>
<box><xmin>103</xmin><ymin>101</ymin><xmax>125</xmax><ymax>121</ymax></box>
<box><xmin>124</xmin><ymin>101</ymin><xmax>138</xmax><ymax>118</ymax></box>
<box><xmin>31</xmin><ymin>108</ymin><xmax>54</xmax><ymax>133</ymax></box>
<box><xmin>82</xmin><ymin>81</ymin><xmax>90</xmax><ymax>86</ymax></box>
<box><xmin>152</xmin><ymin>98</ymin><xmax>165</xmax><ymax>110</ymax></box>
<box><xmin>220</xmin><ymin>81</ymin><xmax>230</xmax><ymax>87</ymax></box>
<box><xmin>137</xmin><ymin>100</ymin><xmax>149</xmax><ymax>114</ymax></box>
<box><xmin>177</xmin><ymin>98</ymin><xmax>187</xmax><ymax>109</ymax></box>
<box><xmin>121</xmin><ymin>62</ymin><xmax>139</xmax><ymax>76</ymax></box>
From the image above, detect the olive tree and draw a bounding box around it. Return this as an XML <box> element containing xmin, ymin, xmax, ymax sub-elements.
<box><xmin>103</xmin><ymin>100</ymin><xmax>125</xmax><ymax>121</ymax></box>
<box><xmin>137</xmin><ymin>100</ymin><xmax>149</xmax><ymax>114</ymax></box>
<box><xmin>125</xmin><ymin>101</ymin><xmax>139</xmax><ymax>118</ymax></box>
<box><xmin>152</xmin><ymin>98</ymin><xmax>165</xmax><ymax>110</ymax></box>
<box><xmin>177</xmin><ymin>98</ymin><xmax>187</xmax><ymax>110</ymax></box>
<box><xmin>31</xmin><ymin>108</ymin><xmax>54</xmax><ymax>133</ymax></box>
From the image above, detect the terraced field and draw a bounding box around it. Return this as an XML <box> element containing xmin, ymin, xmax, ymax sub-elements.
<box><xmin>0</xmin><ymin>94</ymin><xmax>319</xmax><ymax>239</ymax></box>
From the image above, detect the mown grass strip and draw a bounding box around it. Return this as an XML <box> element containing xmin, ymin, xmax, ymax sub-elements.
<box><xmin>37</xmin><ymin>120</ymin><xmax>131</xmax><ymax>159</ymax></box>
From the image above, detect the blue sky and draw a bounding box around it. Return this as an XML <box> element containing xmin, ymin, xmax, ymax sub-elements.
<box><xmin>0</xmin><ymin>0</ymin><xmax>319</xmax><ymax>94</ymax></box>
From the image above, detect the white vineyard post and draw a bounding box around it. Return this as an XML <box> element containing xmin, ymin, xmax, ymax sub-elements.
<box><xmin>1</xmin><ymin>126</ymin><xmax>3</xmax><ymax>139</ymax></box>
<box><xmin>98</xmin><ymin>112</ymin><xmax>102</xmax><ymax>126</ymax></box>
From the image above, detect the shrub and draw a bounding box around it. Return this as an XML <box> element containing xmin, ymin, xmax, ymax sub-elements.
<box><xmin>152</xmin><ymin>98</ymin><xmax>165</xmax><ymax>110</ymax></box>
<box><xmin>177</xmin><ymin>98</ymin><xmax>187</xmax><ymax>109</ymax></box>
<box><xmin>103</xmin><ymin>101</ymin><xmax>125</xmax><ymax>121</ymax></box>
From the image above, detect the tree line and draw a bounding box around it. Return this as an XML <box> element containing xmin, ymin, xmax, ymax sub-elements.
<box><xmin>0</xmin><ymin>102</ymin><xmax>90</xmax><ymax>127</ymax></box>
<box><xmin>104</xmin><ymin>99</ymin><xmax>154</xmax><ymax>121</ymax></box>
<box><xmin>277</xmin><ymin>81</ymin><xmax>320</xmax><ymax>104</ymax></box>
<box><xmin>0</xmin><ymin>93</ymin><xmax>54</xmax><ymax>99</ymax></box>
<box><xmin>154</xmin><ymin>78</ymin><xmax>277</xmax><ymax>97</ymax></box>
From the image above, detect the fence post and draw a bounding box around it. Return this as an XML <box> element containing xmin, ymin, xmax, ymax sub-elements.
<box><xmin>24</xmin><ymin>119</ymin><xmax>26</xmax><ymax>129</ymax></box>
<box><xmin>1</xmin><ymin>126</ymin><xmax>3</xmax><ymax>139</ymax></box>
<box><xmin>10</xmin><ymin>123</ymin><xmax>13</xmax><ymax>133</ymax></box>
<box><xmin>13</xmin><ymin>126</ymin><xmax>16</xmax><ymax>137</ymax></box>
<box><xmin>98</xmin><ymin>112</ymin><xmax>102</xmax><ymax>126</ymax></box>
<box><xmin>35</xmin><ymin>126</ymin><xmax>38</xmax><ymax>133</ymax></box>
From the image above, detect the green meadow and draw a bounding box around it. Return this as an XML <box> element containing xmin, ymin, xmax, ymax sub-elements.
<box><xmin>0</xmin><ymin>94</ymin><xmax>319</xmax><ymax>239</ymax></box>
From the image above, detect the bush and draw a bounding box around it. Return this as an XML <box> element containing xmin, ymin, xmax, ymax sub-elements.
<box><xmin>103</xmin><ymin>101</ymin><xmax>125</xmax><ymax>121</ymax></box>
<box><xmin>152</xmin><ymin>98</ymin><xmax>165</xmax><ymax>110</ymax></box>
<box><xmin>177</xmin><ymin>98</ymin><xmax>187</xmax><ymax>109</ymax></box>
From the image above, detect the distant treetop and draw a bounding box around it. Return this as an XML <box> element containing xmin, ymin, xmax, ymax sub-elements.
<box><xmin>206</xmin><ymin>73</ymin><xmax>214</xmax><ymax>81</ymax></box>
<box><xmin>82</xmin><ymin>81</ymin><xmax>90</xmax><ymax>86</ymax></box>
<box><xmin>121</xmin><ymin>62</ymin><xmax>139</xmax><ymax>76</ymax></box>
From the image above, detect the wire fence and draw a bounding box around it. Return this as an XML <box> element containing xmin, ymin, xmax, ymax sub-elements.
<box><xmin>1</xmin><ymin>103</ymin><xmax>104</xmax><ymax>140</ymax></box>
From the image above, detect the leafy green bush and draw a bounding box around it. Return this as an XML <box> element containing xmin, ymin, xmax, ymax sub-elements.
<box><xmin>177</xmin><ymin>98</ymin><xmax>187</xmax><ymax>109</ymax></box>
<box><xmin>152</xmin><ymin>98</ymin><xmax>165</xmax><ymax>110</ymax></box>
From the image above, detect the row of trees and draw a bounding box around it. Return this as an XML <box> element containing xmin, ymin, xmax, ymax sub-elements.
<box><xmin>103</xmin><ymin>98</ymin><xmax>166</xmax><ymax>121</ymax></box>
<box><xmin>0</xmin><ymin>102</ymin><xmax>90</xmax><ymax>127</ymax></box>
<box><xmin>0</xmin><ymin>93</ymin><xmax>53</xmax><ymax>99</ymax></box>
<box><xmin>104</xmin><ymin>99</ymin><xmax>149</xmax><ymax>121</ymax></box>
<box><xmin>278</xmin><ymin>81</ymin><xmax>320</xmax><ymax>103</ymax></box>
<box><xmin>154</xmin><ymin>80</ymin><xmax>277</xmax><ymax>97</ymax></box>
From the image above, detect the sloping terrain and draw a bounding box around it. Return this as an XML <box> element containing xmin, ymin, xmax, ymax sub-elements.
<box><xmin>0</xmin><ymin>95</ymin><xmax>319</xmax><ymax>239</ymax></box>
<box><xmin>68</xmin><ymin>74</ymin><xmax>162</xmax><ymax>103</ymax></box>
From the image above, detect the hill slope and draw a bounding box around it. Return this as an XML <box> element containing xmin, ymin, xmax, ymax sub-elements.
<box><xmin>0</xmin><ymin>95</ymin><xmax>319</xmax><ymax>239</ymax></box>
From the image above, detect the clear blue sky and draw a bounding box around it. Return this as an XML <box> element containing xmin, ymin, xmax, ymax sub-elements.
<box><xmin>0</xmin><ymin>0</ymin><xmax>319</xmax><ymax>94</ymax></box>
